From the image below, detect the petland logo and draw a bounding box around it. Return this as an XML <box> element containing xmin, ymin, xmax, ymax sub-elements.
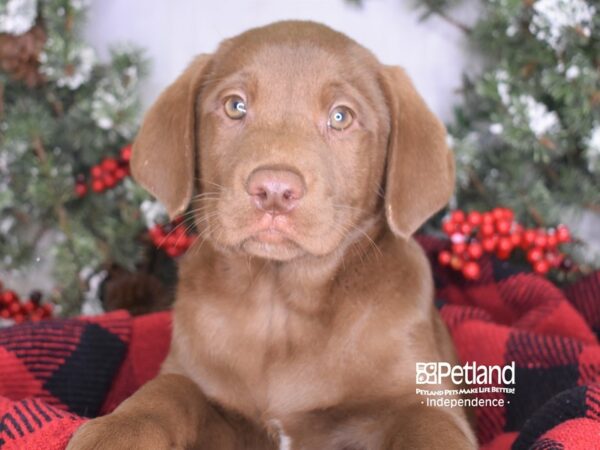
<box><xmin>416</xmin><ymin>361</ymin><xmax>515</xmax><ymax>385</ymax></box>
<box><xmin>415</xmin><ymin>361</ymin><xmax>516</xmax><ymax>408</ymax></box>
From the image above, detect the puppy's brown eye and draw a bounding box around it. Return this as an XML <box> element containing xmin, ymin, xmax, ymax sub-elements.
<box><xmin>328</xmin><ymin>106</ymin><xmax>354</xmax><ymax>130</ymax></box>
<box><xmin>224</xmin><ymin>96</ymin><xmax>247</xmax><ymax>119</ymax></box>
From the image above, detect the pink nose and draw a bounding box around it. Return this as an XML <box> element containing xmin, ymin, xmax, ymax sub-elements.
<box><xmin>246</xmin><ymin>169</ymin><xmax>305</xmax><ymax>214</ymax></box>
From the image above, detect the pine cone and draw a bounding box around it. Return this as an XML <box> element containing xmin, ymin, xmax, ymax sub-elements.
<box><xmin>0</xmin><ymin>24</ymin><xmax>46</xmax><ymax>88</ymax></box>
<box><xmin>100</xmin><ymin>263</ymin><xmax>173</xmax><ymax>316</ymax></box>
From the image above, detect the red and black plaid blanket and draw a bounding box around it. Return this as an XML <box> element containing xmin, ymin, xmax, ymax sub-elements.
<box><xmin>1</xmin><ymin>237</ymin><xmax>599</xmax><ymax>449</ymax></box>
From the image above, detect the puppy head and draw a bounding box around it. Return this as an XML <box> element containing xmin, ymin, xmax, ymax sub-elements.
<box><xmin>132</xmin><ymin>21</ymin><xmax>454</xmax><ymax>262</ymax></box>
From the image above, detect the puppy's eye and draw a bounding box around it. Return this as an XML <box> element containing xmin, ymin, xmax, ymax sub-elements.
<box><xmin>224</xmin><ymin>95</ymin><xmax>247</xmax><ymax>119</ymax></box>
<box><xmin>328</xmin><ymin>106</ymin><xmax>354</xmax><ymax>130</ymax></box>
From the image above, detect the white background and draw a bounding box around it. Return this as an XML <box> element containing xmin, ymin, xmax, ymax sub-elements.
<box><xmin>84</xmin><ymin>0</ymin><xmax>477</xmax><ymax>121</ymax></box>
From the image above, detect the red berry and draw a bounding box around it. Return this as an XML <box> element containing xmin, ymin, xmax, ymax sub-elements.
<box><xmin>534</xmin><ymin>233</ymin><xmax>548</xmax><ymax>249</ymax></box>
<box><xmin>480</xmin><ymin>223</ymin><xmax>495</xmax><ymax>237</ymax></box>
<box><xmin>176</xmin><ymin>235</ymin><xmax>193</xmax><ymax>249</ymax></box>
<box><xmin>492</xmin><ymin>208</ymin><xmax>505</xmax><ymax>222</ymax></box>
<box><xmin>523</xmin><ymin>229</ymin><xmax>536</xmax><ymax>247</ymax></box>
<box><xmin>462</xmin><ymin>261</ymin><xmax>481</xmax><ymax>280</ymax></box>
<box><xmin>114</xmin><ymin>167</ymin><xmax>128</xmax><ymax>180</ymax></box>
<box><xmin>451</xmin><ymin>210</ymin><xmax>466</xmax><ymax>224</ymax></box>
<box><xmin>120</xmin><ymin>145</ymin><xmax>132</xmax><ymax>162</ymax></box>
<box><xmin>8</xmin><ymin>302</ymin><xmax>20</xmax><ymax>314</ymax></box>
<box><xmin>467</xmin><ymin>211</ymin><xmax>482</xmax><ymax>227</ymax></box>
<box><xmin>442</xmin><ymin>220</ymin><xmax>455</xmax><ymax>235</ymax></box>
<box><xmin>75</xmin><ymin>183</ymin><xmax>87</xmax><ymax>197</ymax></box>
<box><xmin>165</xmin><ymin>246</ymin><xmax>180</xmax><ymax>258</ymax></box>
<box><xmin>502</xmin><ymin>208</ymin><xmax>514</xmax><ymax>222</ymax></box>
<box><xmin>103</xmin><ymin>174</ymin><xmax>117</xmax><ymax>189</ymax></box>
<box><xmin>452</xmin><ymin>242</ymin><xmax>467</xmax><ymax>255</ymax></box>
<box><xmin>467</xmin><ymin>242</ymin><xmax>483</xmax><ymax>259</ymax></box>
<box><xmin>438</xmin><ymin>250</ymin><xmax>452</xmax><ymax>265</ymax></box>
<box><xmin>92</xmin><ymin>179</ymin><xmax>105</xmax><ymax>192</ymax></box>
<box><xmin>102</xmin><ymin>158</ymin><xmax>118</xmax><ymax>172</ymax></box>
<box><xmin>497</xmin><ymin>237</ymin><xmax>513</xmax><ymax>254</ymax></box>
<box><xmin>556</xmin><ymin>225</ymin><xmax>570</xmax><ymax>243</ymax></box>
<box><xmin>173</xmin><ymin>226</ymin><xmax>186</xmax><ymax>237</ymax></box>
<box><xmin>13</xmin><ymin>313</ymin><xmax>25</xmax><ymax>323</ymax></box>
<box><xmin>510</xmin><ymin>232</ymin><xmax>522</xmax><ymax>247</ymax></box>
<box><xmin>0</xmin><ymin>309</ymin><xmax>10</xmax><ymax>319</ymax></box>
<box><xmin>2</xmin><ymin>290</ymin><xmax>18</xmax><ymax>305</ymax></box>
<box><xmin>533</xmin><ymin>260</ymin><xmax>550</xmax><ymax>275</ymax></box>
<box><xmin>546</xmin><ymin>234</ymin><xmax>558</xmax><ymax>248</ymax></box>
<box><xmin>482</xmin><ymin>236</ymin><xmax>497</xmax><ymax>252</ymax></box>
<box><xmin>482</xmin><ymin>212</ymin><xmax>494</xmax><ymax>225</ymax></box>
<box><xmin>460</xmin><ymin>223</ymin><xmax>473</xmax><ymax>236</ymax></box>
<box><xmin>23</xmin><ymin>301</ymin><xmax>35</xmax><ymax>314</ymax></box>
<box><xmin>496</xmin><ymin>248</ymin><xmax>511</xmax><ymax>260</ymax></box>
<box><xmin>497</xmin><ymin>236</ymin><xmax>513</xmax><ymax>260</ymax></box>
<box><xmin>40</xmin><ymin>304</ymin><xmax>53</xmax><ymax>318</ymax></box>
<box><xmin>149</xmin><ymin>226</ymin><xmax>165</xmax><ymax>242</ymax></box>
<box><xmin>527</xmin><ymin>247</ymin><xmax>544</xmax><ymax>263</ymax></box>
<box><xmin>91</xmin><ymin>165</ymin><xmax>103</xmax><ymax>178</ymax></box>
<box><xmin>496</xmin><ymin>220</ymin><xmax>511</xmax><ymax>235</ymax></box>
<box><xmin>450</xmin><ymin>256</ymin><xmax>463</xmax><ymax>270</ymax></box>
<box><xmin>165</xmin><ymin>234</ymin><xmax>179</xmax><ymax>247</ymax></box>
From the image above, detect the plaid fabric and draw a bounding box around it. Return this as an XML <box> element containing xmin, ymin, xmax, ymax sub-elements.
<box><xmin>0</xmin><ymin>237</ymin><xmax>599</xmax><ymax>449</ymax></box>
<box><xmin>418</xmin><ymin>235</ymin><xmax>600</xmax><ymax>450</ymax></box>
<box><xmin>0</xmin><ymin>311</ymin><xmax>170</xmax><ymax>449</ymax></box>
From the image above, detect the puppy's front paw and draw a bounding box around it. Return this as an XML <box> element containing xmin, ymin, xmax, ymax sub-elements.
<box><xmin>66</xmin><ymin>413</ymin><xmax>174</xmax><ymax>450</ymax></box>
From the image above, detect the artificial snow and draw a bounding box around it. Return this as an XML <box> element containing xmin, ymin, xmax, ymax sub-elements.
<box><xmin>0</xmin><ymin>0</ymin><xmax>37</xmax><ymax>34</ymax></box>
<box><xmin>530</xmin><ymin>0</ymin><xmax>595</xmax><ymax>50</ymax></box>
<box><xmin>585</xmin><ymin>124</ymin><xmax>600</xmax><ymax>173</ymax></box>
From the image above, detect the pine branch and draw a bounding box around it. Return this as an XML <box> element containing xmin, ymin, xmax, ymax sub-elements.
<box><xmin>432</xmin><ymin>8</ymin><xmax>472</xmax><ymax>34</ymax></box>
<box><xmin>415</xmin><ymin>0</ymin><xmax>472</xmax><ymax>34</ymax></box>
<box><xmin>467</xmin><ymin>167</ymin><xmax>493</xmax><ymax>203</ymax></box>
<box><xmin>0</xmin><ymin>81</ymin><xmax>4</xmax><ymax>120</ymax></box>
<box><xmin>32</xmin><ymin>136</ymin><xmax>86</xmax><ymax>297</ymax></box>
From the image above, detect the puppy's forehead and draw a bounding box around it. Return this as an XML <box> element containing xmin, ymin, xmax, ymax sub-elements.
<box><xmin>208</xmin><ymin>21</ymin><xmax>380</xmax><ymax>89</ymax></box>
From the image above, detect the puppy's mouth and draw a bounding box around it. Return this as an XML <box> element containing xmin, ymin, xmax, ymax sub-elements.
<box><xmin>249</xmin><ymin>213</ymin><xmax>295</xmax><ymax>244</ymax></box>
<box><xmin>241</xmin><ymin>212</ymin><xmax>303</xmax><ymax>259</ymax></box>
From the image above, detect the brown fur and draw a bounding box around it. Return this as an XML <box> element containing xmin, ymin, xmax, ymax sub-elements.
<box><xmin>67</xmin><ymin>21</ymin><xmax>476</xmax><ymax>450</ymax></box>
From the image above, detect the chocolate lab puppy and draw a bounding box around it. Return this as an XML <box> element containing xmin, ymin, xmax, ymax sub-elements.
<box><xmin>68</xmin><ymin>21</ymin><xmax>476</xmax><ymax>449</ymax></box>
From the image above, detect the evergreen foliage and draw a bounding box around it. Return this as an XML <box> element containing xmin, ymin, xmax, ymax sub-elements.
<box><xmin>0</xmin><ymin>0</ymin><xmax>149</xmax><ymax>314</ymax></box>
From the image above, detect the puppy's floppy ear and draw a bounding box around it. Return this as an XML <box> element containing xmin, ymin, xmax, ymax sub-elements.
<box><xmin>380</xmin><ymin>66</ymin><xmax>455</xmax><ymax>239</ymax></box>
<box><xmin>131</xmin><ymin>55</ymin><xmax>211</xmax><ymax>220</ymax></box>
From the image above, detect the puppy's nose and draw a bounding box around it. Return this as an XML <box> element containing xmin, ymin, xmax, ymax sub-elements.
<box><xmin>246</xmin><ymin>169</ymin><xmax>305</xmax><ymax>214</ymax></box>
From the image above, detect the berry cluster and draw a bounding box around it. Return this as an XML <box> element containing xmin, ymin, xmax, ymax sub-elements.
<box><xmin>148</xmin><ymin>219</ymin><xmax>197</xmax><ymax>258</ymax></box>
<box><xmin>438</xmin><ymin>208</ymin><xmax>572</xmax><ymax>280</ymax></box>
<box><xmin>0</xmin><ymin>284</ymin><xmax>53</xmax><ymax>324</ymax></box>
<box><xmin>75</xmin><ymin>145</ymin><xmax>132</xmax><ymax>197</ymax></box>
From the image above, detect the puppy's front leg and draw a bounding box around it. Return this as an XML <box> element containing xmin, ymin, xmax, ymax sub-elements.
<box><xmin>66</xmin><ymin>373</ymin><xmax>213</xmax><ymax>450</ymax></box>
<box><xmin>387</xmin><ymin>403</ymin><xmax>477</xmax><ymax>450</ymax></box>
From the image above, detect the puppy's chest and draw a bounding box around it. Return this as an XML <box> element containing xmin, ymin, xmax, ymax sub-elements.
<box><xmin>185</xmin><ymin>294</ymin><xmax>358</xmax><ymax>419</ymax></box>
